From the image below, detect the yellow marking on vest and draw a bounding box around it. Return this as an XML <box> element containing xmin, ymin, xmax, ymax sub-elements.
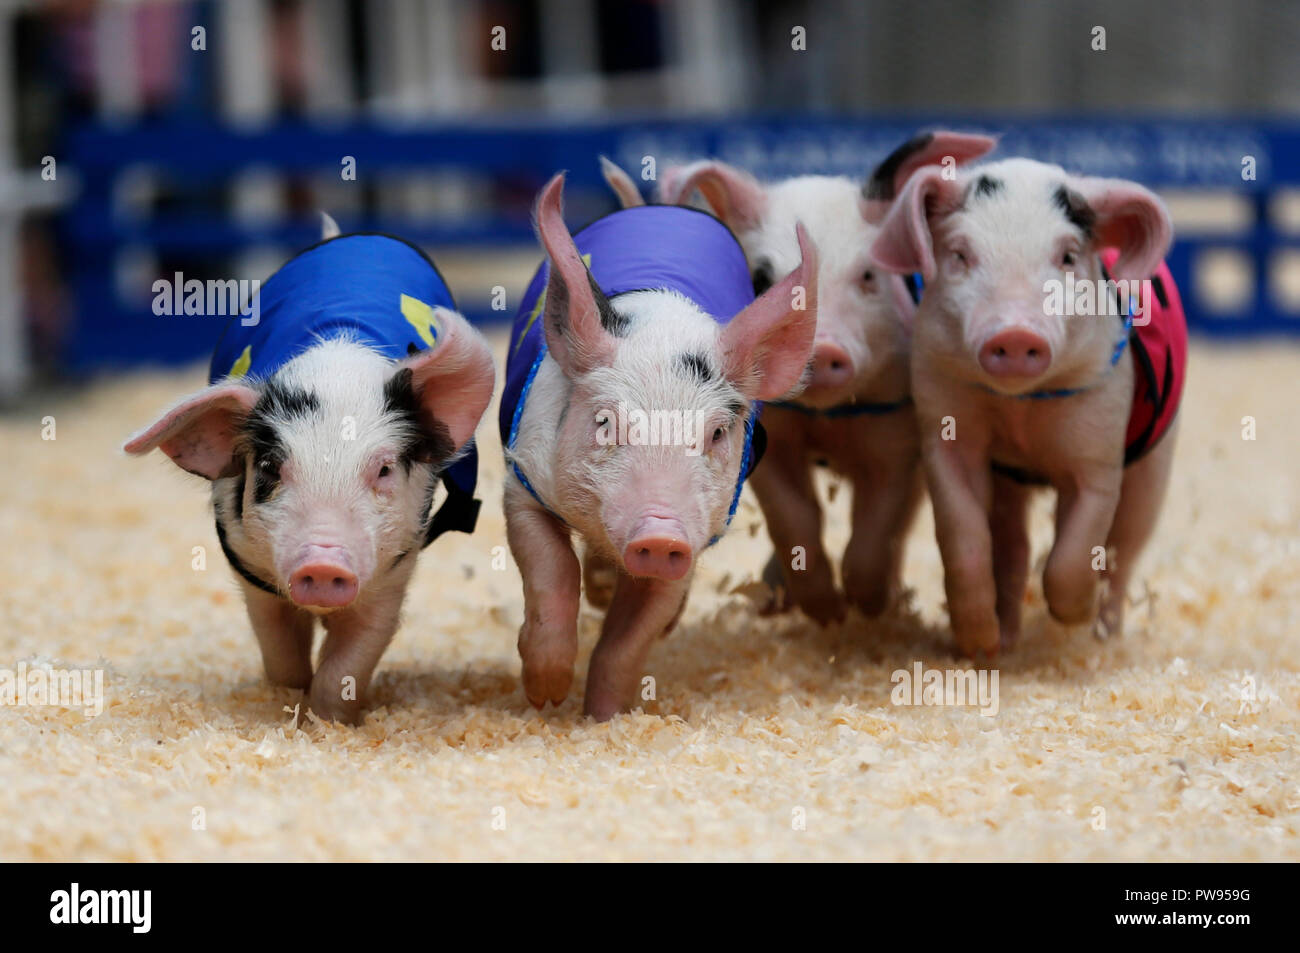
<box><xmin>228</xmin><ymin>345</ymin><xmax>252</xmax><ymax>378</ymax></box>
<box><xmin>401</xmin><ymin>294</ymin><xmax>442</xmax><ymax>348</ymax></box>
<box><xmin>513</xmin><ymin>252</ymin><xmax>592</xmax><ymax>356</ymax></box>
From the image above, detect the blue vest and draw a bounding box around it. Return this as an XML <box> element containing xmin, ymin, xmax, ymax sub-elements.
<box><xmin>500</xmin><ymin>205</ymin><xmax>766</xmax><ymax>544</ymax></box>
<box><xmin>210</xmin><ymin>233</ymin><xmax>480</xmax><ymax>544</ymax></box>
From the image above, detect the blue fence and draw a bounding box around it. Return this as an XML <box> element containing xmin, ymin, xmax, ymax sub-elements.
<box><xmin>60</xmin><ymin>116</ymin><xmax>1300</xmax><ymax>371</ymax></box>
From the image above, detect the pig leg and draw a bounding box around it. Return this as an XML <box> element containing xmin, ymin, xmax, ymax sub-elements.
<box><xmin>584</xmin><ymin>574</ymin><xmax>689</xmax><ymax>720</ymax></box>
<box><xmin>1098</xmin><ymin>418</ymin><xmax>1179</xmax><ymax>637</ymax></box>
<box><xmin>581</xmin><ymin>547</ymin><xmax>619</xmax><ymax>610</ymax></box>
<box><xmin>506</xmin><ymin>491</ymin><xmax>582</xmax><ymax>708</ymax></box>
<box><xmin>842</xmin><ymin>462</ymin><xmax>922</xmax><ymax>616</ymax></box>
<box><xmin>310</xmin><ymin>586</ymin><xmax>407</xmax><ymax>724</ymax></box>
<box><xmin>749</xmin><ymin>453</ymin><xmax>845</xmax><ymax>626</ymax></box>
<box><xmin>1043</xmin><ymin>470</ymin><xmax>1123</xmax><ymax>626</ymax></box>
<box><xmin>924</xmin><ymin>436</ymin><xmax>999</xmax><ymax>656</ymax></box>
<box><xmin>243</xmin><ymin>582</ymin><xmax>315</xmax><ymax>690</ymax></box>
<box><xmin>989</xmin><ymin>477</ymin><xmax>1033</xmax><ymax>650</ymax></box>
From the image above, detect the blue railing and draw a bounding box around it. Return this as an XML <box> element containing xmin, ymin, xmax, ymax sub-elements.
<box><xmin>60</xmin><ymin>116</ymin><xmax>1300</xmax><ymax>370</ymax></box>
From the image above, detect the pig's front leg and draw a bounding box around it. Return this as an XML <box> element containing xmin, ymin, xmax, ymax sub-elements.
<box><xmin>1044</xmin><ymin>470</ymin><xmax>1123</xmax><ymax>627</ymax></box>
<box><xmin>748</xmin><ymin>444</ymin><xmax>845</xmax><ymax>626</ymax></box>
<box><xmin>990</xmin><ymin>477</ymin><xmax>1033</xmax><ymax>650</ymax></box>
<box><xmin>310</xmin><ymin>586</ymin><xmax>406</xmax><ymax>724</ymax></box>
<box><xmin>924</xmin><ymin>435</ymin><xmax>999</xmax><ymax>656</ymax></box>
<box><xmin>584</xmin><ymin>574</ymin><xmax>689</xmax><ymax>720</ymax></box>
<box><xmin>841</xmin><ymin>461</ymin><xmax>922</xmax><ymax>617</ymax></box>
<box><xmin>242</xmin><ymin>582</ymin><xmax>315</xmax><ymax>690</ymax></box>
<box><xmin>505</xmin><ymin>488</ymin><xmax>581</xmax><ymax>708</ymax></box>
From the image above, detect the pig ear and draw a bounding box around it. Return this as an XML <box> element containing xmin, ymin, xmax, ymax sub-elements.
<box><xmin>535</xmin><ymin>173</ymin><xmax>617</xmax><ymax>376</ymax></box>
<box><xmin>123</xmin><ymin>383</ymin><xmax>260</xmax><ymax>480</ymax></box>
<box><xmin>869</xmin><ymin>167</ymin><xmax>961</xmax><ymax>281</ymax></box>
<box><xmin>659</xmin><ymin>160</ymin><xmax>767</xmax><ymax>231</ymax></box>
<box><xmin>395</xmin><ymin>307</ymin><xmax>496</xmax><ymax>452</ymax></box>
<box><xmin>599</xmin><ymin>156</ymin><xmax>645</xmax><ymax>208</ymax></box>
<box><xmin>862</xmin><ymin>131</ymin><xmax>997</xmax><ymax>224</ymax></box>
<box><xmin>722</xmin><ymin>223</ymin><xmax>819</xmax><ymax>401</ymax></box>
<box><xmin>1069</xmin><ymin>177</ymin><xmax>1173</xmax><ymax>282</ymax></box>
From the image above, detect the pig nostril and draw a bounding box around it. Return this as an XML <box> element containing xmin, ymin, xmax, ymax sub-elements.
<box><xmin>994</xmin><ymin>347</ymin><xmax>1007</xmax><ymax>357</ymax></box>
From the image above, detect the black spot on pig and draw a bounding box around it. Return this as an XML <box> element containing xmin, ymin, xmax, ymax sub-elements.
<box><xmin>972</xmin><ymin>175</ymin><xmax>1003</xmax><ymax>198</ymax></box>
<box><xmin>751</xmin><ymin>262</ymin><xmax>774</xmax><ymax>296</ymax></box>
<box><xmin>384</xmin><ymin>367</ymin><xmax>455</xmax><ymax>471</ymax></box>
<box><xmin>679</xmin><ymin>352</ymin><xmax>714</xmax><ymax>382</ymax></box>
<box><xmin>243</xmin><ymin>382</ymin><xmax>317</xmax><ymax>503</ymax></box>
<box><xmin>863</xmin><ymin>132</ymin><xmax>936</xmax><ymax>201</ymax></box>
<box><xmin>1053</xmin><ymin>185</ymin><xmax>1096</xmax><ymax>237</ymax></box>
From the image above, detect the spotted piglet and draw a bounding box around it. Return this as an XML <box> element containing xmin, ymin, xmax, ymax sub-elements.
<box><xmin>649</xmin><ymin>133</ymin><xmax>993</xmax><ymax>624</ymax></box>
<box><xmin>502</xmin><ymin>173</ymin><xmax>817</xmax><ymax>719</ymax></box>
<box><xmin>125</xmin><ymin>227</ymin><xmax>495</xmax><ymax>722</ymax></box>
<box><xmin>870</xmin><ymin>153</ymin><xmax>1187</xmax><ymax>655</ymax></box>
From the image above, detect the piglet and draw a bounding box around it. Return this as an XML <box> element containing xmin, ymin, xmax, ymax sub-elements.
<box><xmin>870</xmin><ymin>153</ymin><xmax>1186</xmax><ymax>654</ymax></box>
<box><xmin>651</xmin><ymin>133</ymin><xmax>993</xmax><ymax>623</ymax></box>
<box><xmin>502</xmin><ymin>173</ymin><xmax>817</xmax><ymax>719</ymax></box>
<box><xmin>124</xmin><ymin>224</ymin><xmax>496</xmax><ymax>722</ymax></box>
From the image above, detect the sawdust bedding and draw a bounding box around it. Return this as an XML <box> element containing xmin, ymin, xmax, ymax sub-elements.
<box><xmin>0</xmin><ymin>333</ymin><xmax>1296</xmax><ymax>861</ymax></box>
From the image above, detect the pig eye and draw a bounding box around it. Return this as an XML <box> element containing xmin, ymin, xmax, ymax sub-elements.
<box><xmin>861</xmin><ymin>270</ymin><xmax>875</xmax><ymax>284</ymax></box>
<box><xmin>711</xmin><ymin>426</ymin><xmax>726</xmax><ymax>444</ymax></box>
<box><xmin>1061</xmin><ymin>251</ymin><xmax>1077</xmax><ymax>268</ymax></box>
<box><xmin>751</xmin><ymin>265</ymin><xmax>774</xmax><ymax>296</ymax></box>
<box><xmin>378</xmin><ymin>465</ymin><xmax>392</xmax><ymax>479</ymax></box>
<box><xmin>953</xmin><ymin>250</ymin><xmax>968</xmax><ymax>266</ymax></box>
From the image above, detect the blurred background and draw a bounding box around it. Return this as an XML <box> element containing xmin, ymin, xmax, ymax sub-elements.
<box><xmin>4</xmin><ymin>0</ymin><xmax>1300</xmax><ymax>399</ymax></box>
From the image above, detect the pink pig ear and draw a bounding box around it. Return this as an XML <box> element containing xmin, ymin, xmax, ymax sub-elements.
<box><xmin>395</xmin><ymin>307</ymin><xmax>496</xmax><ymax>452</ymax></box>
<box><xmin>598</xmin><ymin>156</ymin><xmax>645</xmax><ymax>208</ymax></box>
<box><xmin>869</xmin><ymin>167</ymin><xmax>961</xmax><ymax>281</ymax></box>
<box><xmin>862</xmin><ymin>130</ymin><xmax>996</xmax><ymax>224</ymax></box>
<box><xmin>1069</xmin><ymin>177</ymin><xmax>1173</xmax><ymax>282</ymax></box>
<box><xmin>659</xmin><ymin>160</ymin><xmax>767</xmax><ymax>232</ymax></box>
<box><xmin>535</xmin><ymin>173</ymin><xmax>617</xmax><ymax>376</ymax></box>
<box><xmin>123</xmin><ymin>383</ymin><xmax>260</xmax><ymax>480</ymax></box>
<box><xmin>722</xmin><ymin>223</ymin><xmax>819</xmax><ymax>401</ymax></box>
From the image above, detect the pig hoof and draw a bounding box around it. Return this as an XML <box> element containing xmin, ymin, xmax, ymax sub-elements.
<box><xmin>582</xmin><ymin>692</ymin><xmax>624</xmax><ymax>722</ymax></box>
<box><xmin>522</xmin><ymin>661</ymin><xmax>573</xmax><ymax>709</ymax></box>
<box><xmin>797</xmin><ymin>593</ymin><xmax>847</xmax><ymax>627</ymax></box>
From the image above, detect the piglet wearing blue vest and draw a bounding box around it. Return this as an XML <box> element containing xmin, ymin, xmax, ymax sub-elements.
<box><xmin>124</xmin><ymin>220</ymin><xmax>496</xmax><ymax>723</ymax></box>
<box><xmin>503</xmin><ymin>174</ymin><xmax>818</xmax><ymax>719</ymax></box>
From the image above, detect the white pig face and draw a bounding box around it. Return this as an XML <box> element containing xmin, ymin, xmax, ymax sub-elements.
<box><xmin>741</xmin><ymin>177</ymin><xmax>912</xmax><ymax>407</ymax></box>
<box><xmin>126</xmin><ymin>318</ymin><xmax>495</xmax><ymax>610</ymax></box>
<box><xmin>216</xmin><ymin>338</ymin><xmax>446</xmax><ymax>609</ymax></box>
<box><xmin>519</xmin><ymin>173</ymin><xmax>818</xmax><ymax>581</ymax></box>
<box><xmin>552</xmin><ymin>289</ymin><xmax>755</xmax><ymax>563</ymax></box>
<box><xmin>871</xmin><ymin>157</ymin><xmax>1172</xmax><ymax>395</ymax></box>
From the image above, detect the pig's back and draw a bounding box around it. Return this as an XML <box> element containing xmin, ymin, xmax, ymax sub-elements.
<box><xmin>209</xmin><ymin>233</ymin><xmax>457</xmax><ymax>384</ymax></box>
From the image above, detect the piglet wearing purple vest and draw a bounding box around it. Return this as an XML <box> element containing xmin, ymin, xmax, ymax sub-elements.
<box><xmin>503</xmin><ymin>174</ymin><xmax>818</xmax><ymax>719</ymax></box>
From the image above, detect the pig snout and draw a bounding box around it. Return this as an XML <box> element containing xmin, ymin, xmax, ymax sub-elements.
<box><xmin>622</xmin><ymin>516</ymin><xmax>693</xmax><ymax>581</ymax></box>
<box><xmin>288</xmin><ymin>544</ymin><xmax>359</xmax><ymax>608</ymax></box>
<box><xmin>978</xmin><ymin>328</ymin><xmax>1052</xmax><ymax>379</ymax></box>
<box><xmin>806</xmin><ymin>339</ymin><xmax>855</xmax><ymax>393</ymax></box>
